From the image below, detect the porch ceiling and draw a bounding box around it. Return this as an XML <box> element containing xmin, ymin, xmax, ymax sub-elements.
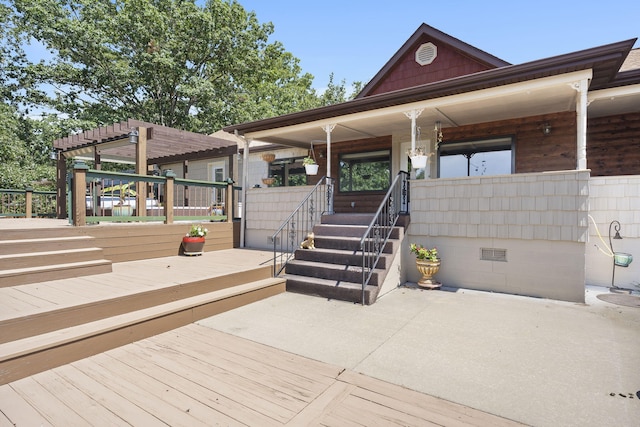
<box><xmin>240</xmin><ymin>71</ymin><xmax>588</xmax><ymax>147</ymax></box>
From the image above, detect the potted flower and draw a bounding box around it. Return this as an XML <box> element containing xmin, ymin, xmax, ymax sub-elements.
<box><xmin>182</xmin><ymin>224</ymin><xmax>208</xmax><ymax>256</ymax></box>
<box><xmin>407</xmin><ymin>147</ymin><xmax>428</xmax><ymax>169</ymax></box>
<box><xmin>410</xmin><ymin>243</ymin><xmax>441</xmax><ymax>289</ymax></box>
<box><xmin>302</xmin><ymin>156</ymin><xmax>319</xmax><ymax>175</ymax></box>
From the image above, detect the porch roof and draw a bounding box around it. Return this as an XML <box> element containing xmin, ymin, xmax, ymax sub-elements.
<box><xmin>223</xmin><ymin>39</ymin><xmax>638</xmax><ymax>147</ymax></box>
<box><xmin>53</xmin><ymin>119</ymin><xmax>237</xmax><ymax>164</ymax></box>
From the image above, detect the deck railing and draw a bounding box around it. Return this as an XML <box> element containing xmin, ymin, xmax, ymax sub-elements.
<box><xmin>272</xmin><ymin>176</ymin><xmax>335</xmax><ymax>276</ymax></box>
<box><xmin>72</xmin><ymin>162</ymin><xmax>239</xmax><ymax>225</ymax></box>
<box><xmin>0</xmin><ymin>188</ymin><xmax>57</xmax><ymax>218</ymax></box>
<box><xmin>359</xmin><ymin>171</ymin><xmax>410</xmax><ymax>304</ymax></box>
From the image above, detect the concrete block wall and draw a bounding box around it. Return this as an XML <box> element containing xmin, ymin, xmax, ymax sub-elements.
<box><xmin>409</xmin><ymin>170</ymin><xmax>590</xmax><ymax>242</ymax></box>
<box><xmin>244</xmin><ymin>186</ymin><xmax>317</xmax><ymax>249</ymax></box>
<box><xmin>406</xmin><ymin>170</ymin><xmax>590</xmax><ymax>302</ymax></box>
<box><xmin>586</xmin><ymin>176</ymin><xmax>640</xmax><ymax>291</ymax></box>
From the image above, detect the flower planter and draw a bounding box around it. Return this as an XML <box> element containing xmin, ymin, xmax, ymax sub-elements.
<box><xmin>305</xmin><ymin>164</ymin><xmax>319</xmax><ymax>175</ymax></box>
<box><xmin>182</xmin><ymin>236</ymin><xmax>205</xmax><ymax>256</ymax></box>
<box><xmin>112</xmin><ymin>205</ymin><xmax>133</xmax><ymax>216</ymax></box>
<box><xmin>262</xmin><ymin>177</ymin><xmax>275</xmax><ymax>186</ymax></box>
<box><xmin>416</xmin><ymin>258</ymin><xmax>441</xmax><ymax>289</ymax></box>
<box><xmin>410</xmin><ymin>155</ymin><xmax>427</xmax><ymax>169</ymax></box>
<box><xmin>262</xmin><ymin>153</ymin><xmax>276</xmax><ymax>163</ymax></box>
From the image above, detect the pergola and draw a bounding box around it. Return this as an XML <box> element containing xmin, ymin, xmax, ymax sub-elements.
<box><xmin>52</xmin><ymin>119</ymin><xmax>239</xmax><ymax>219</ymax></box>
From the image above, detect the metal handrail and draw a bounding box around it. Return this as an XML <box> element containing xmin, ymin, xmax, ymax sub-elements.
<box><xmin>272</xmin><ymin>176</ymin><xmax>335</xmax><ymax>276</ymax></box>
<box><xmin>359</xmin><ymin>171</ymin><xmax>410</xmax><ymax>304</ymax></box>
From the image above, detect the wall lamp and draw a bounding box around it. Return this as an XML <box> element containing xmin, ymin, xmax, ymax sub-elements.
<box><xmin>542</xmin><ymin>123</ymin><xmax>552</xmax><ymax>136</ymax></box>
<box><xmin>128</xmin><ymin>127</ymin><xmax>139</xmax><ymax>144</ymax></box>
<box><xmin>609</xmin><ymin>220</ymin><xmax>633</xmax><ymax>291</ymax></box>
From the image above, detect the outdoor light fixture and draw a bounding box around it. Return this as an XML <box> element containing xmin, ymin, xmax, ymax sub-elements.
<box><xmin>128</xmin><ymin>127</ymin><xmax>139</xmax><ymax>144</ymax></box>
<box><xmin>542</xmin><ymin>123</ymin><xmax>552</xmax><ymax>135</ymax></box>
<box><xmin>49</xmin><ymin>149</ymin><xmax>59</xmax><ymax>160</ymax></box>
<box><xmin>609</xmin><ymin>220</ymin><xmax>633</xmax><ymax>291</ymax></box>
<box><xmin>434</xmin><ymin>121</ymin><xmax>443</xmax><ymax>146</ymax></box>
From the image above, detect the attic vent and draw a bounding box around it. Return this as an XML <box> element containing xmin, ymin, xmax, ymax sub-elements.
<box><xmin>415</xmin><ymin>42</ymin><xmax>437</xmax><ymax>66</ymax></box>
<box><xmin>481</xmin><ymin>248</ymin><xmax>507</xmax><ymax>262</ymax></box>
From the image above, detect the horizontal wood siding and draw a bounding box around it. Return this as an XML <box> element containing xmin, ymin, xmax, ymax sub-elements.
<box><xmin>587</xmin><ymin>112</ymin><xmax>640</xmax><ymax>176</ymax></box>
<box><xmin>442</xmin><ymin>112</ymin><xmax>577</xmax><ymax>173</ymax></box>
<box><xmin>78</xmin><ymin>223</ymin><xmax>234</xmax><ymax>263</ymax></box>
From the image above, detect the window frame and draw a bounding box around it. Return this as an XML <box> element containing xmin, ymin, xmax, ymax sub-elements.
<box><xmin>338</xmin><ymin>149</ymin><xmax>391</xmax><ymax>193</ymax></box>
<box><xmin>438</xmin><ymin>136</ymin><xmax>514</xmax><ymax>178</ymax></box>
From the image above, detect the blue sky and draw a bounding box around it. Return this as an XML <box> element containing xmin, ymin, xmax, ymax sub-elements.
<box><xmin>239</xmin><ymin>0</ymin><xmax>640</xmax><ymax>91</ymax></box>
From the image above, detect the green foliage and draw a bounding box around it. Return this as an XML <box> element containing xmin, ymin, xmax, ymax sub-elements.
<box><xmin>10</xmin><ymin>0</ymin><xmax>319</xmax><ymax>132</ymax></box>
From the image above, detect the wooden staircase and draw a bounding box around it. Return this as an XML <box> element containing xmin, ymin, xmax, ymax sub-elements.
<box><xmin>0</xmin><ymin>228</ymin><xmax>112</xmax><ymax>287</ymax></box>
<box><xmin>284</xmin><ymin>213</ymin><xmax>407</xmax><ymax>305</ymax></box>
<box><xmin>0</xmin><ymin>223</ymin><xmax>285</xmax><ymax>385</ymax></box>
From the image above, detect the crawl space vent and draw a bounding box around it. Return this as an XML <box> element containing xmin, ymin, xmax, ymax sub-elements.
<box><xmin>481</xmin><ymin>248</ymin><xmax>507</xmax><ymax>262</ymax></box>
<box><xmin>415</xmin><ymin>42</ymin><xmax>437</xmax><ymax>66</ymax></box>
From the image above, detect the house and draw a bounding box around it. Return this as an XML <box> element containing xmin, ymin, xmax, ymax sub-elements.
<box><xmin>224</xmin><ymin>23</ymin><xmax>640</xmax><ymax>302</ymax></box>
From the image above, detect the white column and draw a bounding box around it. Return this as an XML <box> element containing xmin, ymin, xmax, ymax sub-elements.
<box><xmin>403</xmin><ymin>109</ymin><xmax>423</xmax><ymax>152</ymax></box>
<box><xmin>572</xmin><ymin>80</ymin><xmax>589</xmax><ymax>170</ymax></box>
<box><xmin>322</xmin><ymin>124</ymin><xmax>336</xmax><ymax>178</ymax></box>
<box><xmin>239</xmin><ymin>135</ymin><xmax>252</xmax><ymax>248</ymax></box>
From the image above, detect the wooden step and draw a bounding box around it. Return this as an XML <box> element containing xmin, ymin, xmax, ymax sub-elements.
<box><xmin>294</xmin><ymin>247</ymin><xmax>392</xmax><ymax>269</ymax></box>
<box><xmin>284</xmin><ymin>274</ymin><xmax>378</xmax><ymax>305</ymax></box>
<box><xmin>0</xmin><ymin>265</ymin><xmax>274</xmax><ymax>344</ymax></box>
<box><xmin>313</xmin><ymin>235</ymin><xmax>397</xmax><ymax>252</ymax></box>
<box><xmin>0</xmin><ymin>236</ymin><xmax>95</xmax><ymax>255</ymax></box>
<box><xmin>321</xmin><ymin>213</ymin><xmax>375</xmax><ymax>226</ymax></box>
<box><xmin>0</xmin><ymin>277</ymin><xmax>286</xmax><ymax>385</ymax></box>
<box><xmin>0</xmin><ymin>260</ymin><xmax>113</xmax><ymax>288</ymax></box>
<box><xmin>286</xmin><ymin>258</ymin><xmax>384</xmax><ymax>286</ymax></box>
<box><xmin>312</xmin><ymin>224</ymin><xmax>404</xmax><ymax>239</ymax></box>
<box><xmin>0</xmin><ymin>247</ymin><xmax>105</xmax><ymax>270</ymax></box>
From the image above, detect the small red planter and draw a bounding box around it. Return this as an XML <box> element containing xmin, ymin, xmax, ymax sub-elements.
<box><xmin>182</xmin><ymin>236</ymin><xmax>205</xmax><ymax>256</ymax></box>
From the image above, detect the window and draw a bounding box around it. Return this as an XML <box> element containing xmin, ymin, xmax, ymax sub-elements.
<box><xmin>268</xmin><ymin>157</ymin><xmax>308</xmax><ymax>186</ymax></box>
<box><xmin>339</xmin><ymin>150</ymin><xmax>390</xmax><ymax>192</ymax></box>
<box><xmin>438</xmin><ymin>137</ymin><xmax>513</xmax><ymax>178</ymax></box>
<box><xmin>209</xmin><ymin>162</ymin><xmax>225</xmax><ymax>204</ymax></box>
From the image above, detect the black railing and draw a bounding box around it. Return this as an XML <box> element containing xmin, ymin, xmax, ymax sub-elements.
<box><xmin>359</xmin><ymin>171</ymin><xmax>410</xmax><ymax>305</ymax></box>
<box><xmin>272</xmin><ymin>177</ymin><xmax>335</xmax><ymax>276</ymax></box>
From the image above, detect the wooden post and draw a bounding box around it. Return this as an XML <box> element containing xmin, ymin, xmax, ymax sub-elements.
<box><xmin>24</xmin><ymin>187</ymin><xmax>33</xmax><ymax>219</ymax></box>
<box><xmin>226</xmin><ymin>180</ymin><xmax>234</xmax><ymax>223</ymax></box>
<box><xmin>56</xmin><ymin>154</ymin><xmax>67</xmax><ymax>219</ymax></box>
<box><xmin>136</xmin><ymin>126</ymin><xmax>147</xmax><ymax>217</ymax></box>
<box><xmin>72</xmin><ymin>161</ymin><xmax>89</xmax><ymax>226</ymax></box>
<box><xmin>163</xmin><ymin>170</ymin><xmax>175</xmax><ymax>225</ymax></box>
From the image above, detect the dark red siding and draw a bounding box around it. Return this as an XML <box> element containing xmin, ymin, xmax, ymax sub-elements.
<box><xmin>367</xmin><ymin>36</ymin><xmax>495</xmax><ymax>96</ymax></box>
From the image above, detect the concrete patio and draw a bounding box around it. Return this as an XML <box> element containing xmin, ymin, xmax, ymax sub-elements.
<box><xmin>198</xmin><ymin>285</ymin><xmax>640</xmax><ymax>426</ymax></box>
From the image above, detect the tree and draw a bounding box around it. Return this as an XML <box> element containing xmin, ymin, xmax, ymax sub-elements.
<box><xmin>317</xmin><ymin>73</ymin><xmax>363</xmax><ymax>107</ymax></box>
<box><xmin>10</xmin><ymin>0</ymin><xmax>318</xmax><ymax>133</ymax></box>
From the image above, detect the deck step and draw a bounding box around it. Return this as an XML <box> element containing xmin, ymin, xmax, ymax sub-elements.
<box><xmin>294</xmin><ymin>247</ymin><xmax>392</xmax><ymax>269</ymax></box>
<box><xmin>284</xmin><ymin>273</ymin><xmax>378</xmax><ymax>304</ymax></box>
<box><xmin>0</xmin><ymin>247</ymin><xmax>105</xmax><ymax>270</ymax></box>
<box><xmin>286</xmin><ymin>259</ymin><xmax>383</xmax><ymax>286</ymax></box>
<box><xmin>0</xmin><ymin>277</ymin><xmax>286</xmax><ymax>385</ymax></box>
<box><xmin>0</xmin><ymin>259</ymin><xmax>113</xmax><ymax>288</ymax></box>
<box><xmin>0</xmin><ymin>236</ymin><xmax>95</xmax><ymax>255</ymax></box>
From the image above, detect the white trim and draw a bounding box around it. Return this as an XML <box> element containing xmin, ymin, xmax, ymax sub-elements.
<box><xmin>243</xmin><ymin>70</ymin><xmax>594</xmax><ymax>141</ymax></box>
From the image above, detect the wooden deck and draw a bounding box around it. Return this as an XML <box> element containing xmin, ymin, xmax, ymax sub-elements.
<box><xmin>0</xmin><ymin>325</ymin><xmax>522</xmax><ymax>426</ymax></box>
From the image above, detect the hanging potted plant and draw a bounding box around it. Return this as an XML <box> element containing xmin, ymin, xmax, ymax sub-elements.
<box><xmin>410</xmin><ymin>243</ymin><xmax>441</xmax><ymax>289</ymax></box>
<box><xmin>182</xmin><ymin>224</ymin><xmax>208</xmax><ymax>256</ymax></box>
<box><xmin>407</xmin><ymin>147</ymin><xmax>428</xmax><ymax>169</ymax></box>
<box><xmin>303</xmin><ymin>156</ymin><xmax>319</xmax><ymax>175</ymax></box>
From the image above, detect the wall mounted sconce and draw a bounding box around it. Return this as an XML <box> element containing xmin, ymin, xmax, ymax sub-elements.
<box><xmin>542</xmin><ymin>123</ymin><xmax>552</xmax><ymax>136</ymax></box>
<box><xmin>434</xmin><ymin>121</ymin><xmax>443</xmax><ymax>146</ymax></box>
<box><xmin>49</xmin><ymin>149</ymin><xmax>60</xmax><ymax>160</ymax></box>
<box><xmin>128</xmin><ymin>127</ymin><xmax>139</xmax><ymax>144</ymax></box>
